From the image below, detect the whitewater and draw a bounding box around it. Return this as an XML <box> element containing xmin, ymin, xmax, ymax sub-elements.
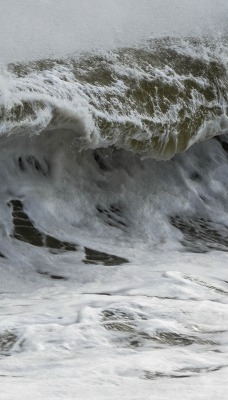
<box><xmin>0</xmin><ymin>1</ymin><xmax>228</xmax><ymax>399</ymax></box>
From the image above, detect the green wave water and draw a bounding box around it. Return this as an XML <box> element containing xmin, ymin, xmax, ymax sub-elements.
<box><xmin>1</xmin><ymin>36</ymin><xmax>228</xmax><ymax>159</ymax></box>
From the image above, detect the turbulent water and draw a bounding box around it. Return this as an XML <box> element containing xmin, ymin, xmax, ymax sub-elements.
<box><xmin>0</xmin><ymin>2</ymin><xmax>228</xmax><ymax>399</ymax></box>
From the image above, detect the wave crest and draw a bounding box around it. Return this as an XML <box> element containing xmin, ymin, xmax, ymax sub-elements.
<box><xmin>1</xmin><ymin>37</ymin><xmax>228</xmax><ymax>159</ymax></box>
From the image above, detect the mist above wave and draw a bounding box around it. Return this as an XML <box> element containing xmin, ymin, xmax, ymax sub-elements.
<box><xmin>0</xmin><ymin>0</ymin><xmax>227</xmax><ymax>64</ymax></box>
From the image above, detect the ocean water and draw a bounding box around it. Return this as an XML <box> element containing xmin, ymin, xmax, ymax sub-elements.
<box><xmin>0</xmin><ymin>1</ymin><xmax>228</xmax><ymax>399</ymax></box>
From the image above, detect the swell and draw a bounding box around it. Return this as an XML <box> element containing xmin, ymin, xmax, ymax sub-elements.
<box><xmin>0</xmin><ymin>36</ymin><xmax>228</xmax><ymax>159</ymax></box>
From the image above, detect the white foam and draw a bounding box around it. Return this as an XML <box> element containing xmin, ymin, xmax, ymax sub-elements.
<box><xmin>0</xmin><ymin>127</ymin><xmax>228</xmax><ymax>400</ymax></box>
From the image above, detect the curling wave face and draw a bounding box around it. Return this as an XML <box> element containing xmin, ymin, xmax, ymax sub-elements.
<box><xmin>1</xmin><ymin>36</ymin><xmax>228</xmax><ymax>159</ymax></box>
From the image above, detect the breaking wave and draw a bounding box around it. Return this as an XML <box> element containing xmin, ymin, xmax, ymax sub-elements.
<box><xmin>1</xmin><ymin>2</ymin><xmax>228</xmax><ymax>397</ymax></box>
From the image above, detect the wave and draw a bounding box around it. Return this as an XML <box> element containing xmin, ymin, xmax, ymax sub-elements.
<box><xmin>1</xmin><ymin>4</ymin><xmax>228</xmax><ymax>396</ymax></box>
<box><xmin>1</xmin><ymin>36</ymin><xmax>228</xmax><ymax>159</ymax></box>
